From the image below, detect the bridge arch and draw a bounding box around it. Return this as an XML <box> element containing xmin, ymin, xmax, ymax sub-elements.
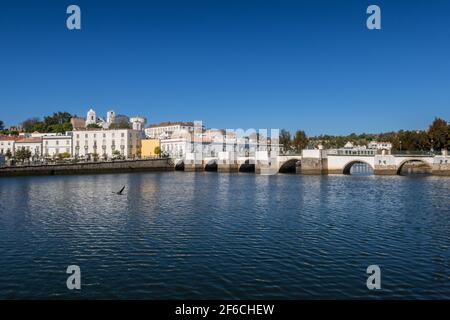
<box><xmin>278</xmin><ymin>158</ymin><xmax>301</xmax><ymax>174</ymax></box>
<box><xmin>204</xmin><ymin>159</ymin><xmax>218</xmax><ymax>172</ymax></box>
<box><xmin>397</xmin><ymin>159</ymin><xmax>432</xmax><ymax>175</ymax></box>
<box><xmin>239</xmin><ymin>159</ymin><xmax>255</xmax><ymax>173</ymax></box>
<box><xmin>174</xmin><ymin>159</ymin><xmax>185</xmax><ymax>171</ymax></box>
<box><xmin>343</xmin><ymin>160</ymin><xmax>374</xmax><ymax>175</ymax></box>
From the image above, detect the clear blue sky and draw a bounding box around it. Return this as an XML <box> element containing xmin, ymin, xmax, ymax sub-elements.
<box><xmin>0</xmin><ymin>0</ymin><xmax>449</xmax><ymax>135</ymax></box>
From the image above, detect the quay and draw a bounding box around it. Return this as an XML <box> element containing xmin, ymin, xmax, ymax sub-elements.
<box><xmin>0</xmin><ymin>158</ymin><xmax>173</xmax><ymax>177</ymax></box>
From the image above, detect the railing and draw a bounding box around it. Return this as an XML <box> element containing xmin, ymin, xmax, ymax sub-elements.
<box><xmin>0</xmin><ymin>156</ymin><xmax>170</xmax><ymax>168</ymax></box>
<box><xmin>391</xmin><ymin>150</ymin><xmax>435</xmax><ymax>157</ymax></box>
<box><xmin>327</xmin><ymin>149</ymin><xmax>378</xmax><ymax>156</ymax></box>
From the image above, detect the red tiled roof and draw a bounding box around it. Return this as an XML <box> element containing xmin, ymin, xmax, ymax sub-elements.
<box><xmin>0</xmin><ymin>135</ymin><xmax>21</xmax><ymax>141</ymax></box>
<box><xmin>16</xmin><ymin>137</ymin><xmax>42</xmax><ymax>143</ymax></box>
<box><xmin>148</xmin><ymin>121</ymin><xmax>194</xmax><ymax>128</ymax></box>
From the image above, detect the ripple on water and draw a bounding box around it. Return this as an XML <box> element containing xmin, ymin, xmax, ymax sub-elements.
<box><xmin>0</xmin><ymin>172</ymin><xmax>449</xmax><ymax>299</ymax></box>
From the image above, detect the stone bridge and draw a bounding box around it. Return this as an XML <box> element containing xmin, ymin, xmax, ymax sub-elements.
<box><xmin>172</xmin><ymin>150</ymin><xmax>450</xmax><ymax>176</ymax></box>
<box><xmin>174</xmin><ymin>152</ymin><xmax>301</xmax><ymax>174</ymax></box>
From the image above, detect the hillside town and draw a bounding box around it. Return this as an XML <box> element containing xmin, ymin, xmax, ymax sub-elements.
<box><xmin>0</xmin><ymin>108</ymin><xmax>287</xmax><ymax>165</ymax></box>
<box><xmin>1</xmin><ymin>108</ymin><xmax>448</xmax><ymax>168</ymax></box>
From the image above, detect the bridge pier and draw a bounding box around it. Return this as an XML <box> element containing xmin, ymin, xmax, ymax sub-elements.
<box><xmin>217</xmin><ymin>152</ymin><xmax>239</xmax><ymax>173</ymax></box>
<box><xmin>432</xmin><ymin>154</ymin><xmax>450</xmax><ymax>175</ymax></box>
<box><xmin>184</xmin><ymin>152</ymin><xmax>204</xmax><ymax>172</ymax></box>
<box><xmin>373</xmin><ymin>166</ymin><xmax>397</xmax><ymax>175</ymax></box>
<box><xmin>296</xmin><ymin>150</ymin><xmax>326</xmax><ymax>174</ymax></box>
<box><xmin>184</xmin><ymin>162</ymin><xmax>204</xmax><ymax>172</ymax></box>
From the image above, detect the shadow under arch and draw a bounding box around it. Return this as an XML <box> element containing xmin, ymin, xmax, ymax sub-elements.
<box><xmin>204</xmin><ymin>159</ymin><xmax>218</xmax><ymax>172</ymax></box>
<box><xmin>278</xmin><ymin>159</ymin><xmax>301</xmax><ymax>174</ymax></box>
<box><xmin>239</xmin><ymin>160</ymin><xmax>255</xmax><ymax>173</ymax></box>
<box><xmin>343</xmin><ymin>160</ymin><xmax>374</xmax><ymax>175</ymax></box>
<box><xmin>397</xmin><ymin>159</ymin><xmax>432</xmax><ymax>175</ymax></box>
<box><xmin>175</xmin><ymin>160</ymin><xmax>185</xmax><ymax>171</ymax></box>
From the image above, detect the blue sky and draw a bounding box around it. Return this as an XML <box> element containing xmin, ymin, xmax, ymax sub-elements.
<box><xmin>0</xmin><ymin>0</ymin><xmax>449</xmax><ymax>135</ymax></box>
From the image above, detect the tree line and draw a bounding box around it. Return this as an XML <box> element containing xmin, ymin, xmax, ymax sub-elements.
<box><xmin>1</xmin><ymin>115</ymin><xmax>449</xmax><ymax>152</ymax></box>
<box><xmin>279</xmin><ymin>117</ymin><xmax>449</xmax><ymax>153</ymax></box>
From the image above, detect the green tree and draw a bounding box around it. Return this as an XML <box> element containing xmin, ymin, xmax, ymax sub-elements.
<box><xmin>44</xmin><ymin>112</ymin><xmax>72</xmax><ymax>127</ymax></box>
<box><xmin>292</xmin><ymin>130</ymin><xmax>309</xmax><ymax>152</ymax></box>
<box><xmin>15</xmin><ymin>148</ymin><xmax>32</xmax><ymax>162</ymax></box>
<box><xmin>58</xmin><ymin>152</ymin><xmax>71</xmax><ymax>160</ymax></box>
<box><xmin>109</xmin><ymin>120</ymin><xmax>131</xmax><ymax>129</ymax></box>
<box><xmin>22</xmin><ymin>117</ymin><xmax>42</xmax><ymax>132</ymax></box>
<box><xmin>86</xmin><ymin>123</ymin><xmax>102</xmax><ymax>129</ymax></box>
<box><xmin>22</xmin><ymin>112</ymin><xmax>73</xmax><ymax>133</ymax></box>
<box><xmin>5</xmin><ymin>149</ymin><xmax>12</xmax><ymax>158</ymax></box>
<box><xmin>154</xmin><ymin>146</ymin><xmax>161</xmax><ymax>156</ymax></box>
<box><xmin>428</xmin><ymin>117</ymin><xmax>449</xmax><ymax>151</ymax></box>
<box><xmin>279</xmin><ymin>129</ymin><xmax>291</xmax><ymax>153</ymax></box>
<box><xmin>0</xmin><ymin>120</ymin><xmax>4</xmax><ymax>131</ymax></box>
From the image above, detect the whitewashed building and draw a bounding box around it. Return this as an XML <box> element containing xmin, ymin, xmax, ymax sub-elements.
<box><xmin>85</xmin><ymin>108</ymin><xmax>97</xmax><ymax>126</ymax></box>
<box><xmin>0</xmin><ymin>136</ymin><xmax>19</xmax><ymax>157</ymax></box>
<box><xmin>15</xmin><ymin>137</ymin><xmax>43</xmax><ymax>159</ymax></box>
<box><xmin>368</xmin><ymin>141</ymin><xmax>393</xmax><ymax>151</ymax></box>
<box><xmin>43</xmin><ymin>134</ymin><xmax>73</xmax><ymax>157</ymax></box>
<box><xmin>72</xmin><ymin>129</ymin><xmax>143</xmax><ymax>159</ymax></box>
<box><xmin>130</xmin><ymin>116</ymin><xmax>147</xmax><ymax>131</ymax></box>
<box><xmin>145</xmin><ymin>122</ymin><xmax>195</xmax><ymax>139</ymax></box>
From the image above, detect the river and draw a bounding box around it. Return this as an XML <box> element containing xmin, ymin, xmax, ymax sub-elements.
<box><xmin>0</xmin><ymin>172</ymin><xmax>449</xmax><ymax>299</ymax></box>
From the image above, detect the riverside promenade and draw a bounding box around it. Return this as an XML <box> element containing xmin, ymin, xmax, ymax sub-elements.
<box><xmin>0</xmin><ymin>158</ymin><xmax>174</xmax><ymax>177</ymax></box>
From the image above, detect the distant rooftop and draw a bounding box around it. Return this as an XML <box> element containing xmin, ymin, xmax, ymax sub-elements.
<box><xmin>16</xmin><ymin>137</ymin><xmax>42</xmax><ymax>143</ymax></box>
<box><xmin>148</xmin><ymin>121</ymin><xmax>194</xmax><ymax>128</ymax></box>
<box><xmin>0</xmin><ymin>135</ymin><xmax>21</xmax><ymax>141</ymax></box>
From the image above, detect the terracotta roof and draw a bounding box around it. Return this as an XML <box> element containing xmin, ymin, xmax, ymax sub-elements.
<box><xmin>148</xmin><ymin>121</ymin><xmax>194</xmax><ymax>128</ymax></box>
<box><xmin>0</xmin><ymin>135</ymin><xmax>20</xmax><ymax>141</ymax></box>
<box><xmin>16</xmin><ymin>137</ymin><xmax>42</xmax><ymax>143</ymax></box>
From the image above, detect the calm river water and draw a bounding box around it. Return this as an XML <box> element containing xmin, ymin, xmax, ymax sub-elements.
<box><xmin>0</xmin><ymin>172</ymin><xmax>449</xmax><ymax>299</ymax></box>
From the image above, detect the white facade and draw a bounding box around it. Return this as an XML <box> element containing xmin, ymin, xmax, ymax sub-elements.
<box><xmin>15</xmin><ymin>138</ymin><xmax>43</xmax><ymax>158</ymax></box>
<box><xmin>86</xmin><ymin>108</ymin><xmax>97</xmax><ymax>126</ymax></box>
<box><xmin>145</xmin><ymin>123</ymin><xmax>195</xmax><ymax>139</ymax></box>
<box><xmin>0</xmin><ymin>137</ymin><xmax>17</xmax><ymax>156</ymax></box>
<box><xmin>130</xmin><ymin>117</ymin><xmax>147</xmax><ymax>131</ymax></box>
<box><xmin>160</xmin><ymin>137</ymin><xmax>193</xmax><ymax>158</ymax></box>
<box><xmin>72</xmin><ymin>129</ymin><xmax>142</xmax><ymax>159</ymax></box>
<box><xmin>30</xmin><ymin>132</ymin><xmax>58</xmax><ymax>138</ymax></box>
<box><xmin>43</xmin><ymin>135</ymin><xmax>73</xmax><ymax>157</ymax></box>
<box><xmin>368</xmin><ymin>141</ymin><xmax>393</xmax><ymax>150</ymax></box>
<box><xmin>106</xmin><ymin>110</ymin><xmax>115</xmax><ymax>125</ymax></box>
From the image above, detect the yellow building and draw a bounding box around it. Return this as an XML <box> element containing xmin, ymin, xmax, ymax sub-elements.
<box><xmin>141</xmin><ymin>139</ymin><xmax>161</xmax><ymax>158</ymax></box>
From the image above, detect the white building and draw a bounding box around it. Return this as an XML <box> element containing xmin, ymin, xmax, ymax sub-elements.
<box><xmin>43</xmin><ymin>134</ymin><xmax>73</xmax><ymax>158</ymax></box>
<box><xmin>145</xmin><ymin>122</ymin><xmax>195</xmax><ymax>139</ymax></box>
<box><xmin>0</xmin><ymin>136</ymin><xmax>19</xmax><ymax>157</ymax></box>
<box><xmin>30</xmin><ymin>132</ymin><xmax>58</xmax><ymax>138</ymax></box>
<box><xmin>130</xmin><ymin>116</ymin><xmax>147</xmax><ymax>131</ymax></box>
<box><xmin>368</xmin><ymin>141</ymin><xmax>392</xmax><ymax>150</ymax></box>
<box><xmin>85</xmin><ymin>108</ymin><xmax>97</xmax><ymax>126</ymax></box>
<box><xmin>160</xmin><ymin>137</ymin><xmax>193</xmax><ymax>158</ymax></box>
<box><xmin>72</xmin><ymin>129</ymin><xmax>142</xmax><ymax>159</ymax></box>
<box><xmin>15</xmin><ymin>138</ymin><xmax>43</xmax><ymax>159</ymax></box>
<box><xmin>106</xmin><ymin>110</ymin><xmax>115</xmax><ymax>126</ymax></box>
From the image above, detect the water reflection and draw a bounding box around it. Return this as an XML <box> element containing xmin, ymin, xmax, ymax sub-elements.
<box><xmin>0</xmin><ymin>172</ymin><xmax>449</xmax><ymax>299</ymax></box>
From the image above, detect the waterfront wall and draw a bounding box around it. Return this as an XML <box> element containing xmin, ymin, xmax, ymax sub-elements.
<box><xmin>0</xmin><ymin>159</ymin><xmax>174</xmax><ymax>177</ymax></box>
